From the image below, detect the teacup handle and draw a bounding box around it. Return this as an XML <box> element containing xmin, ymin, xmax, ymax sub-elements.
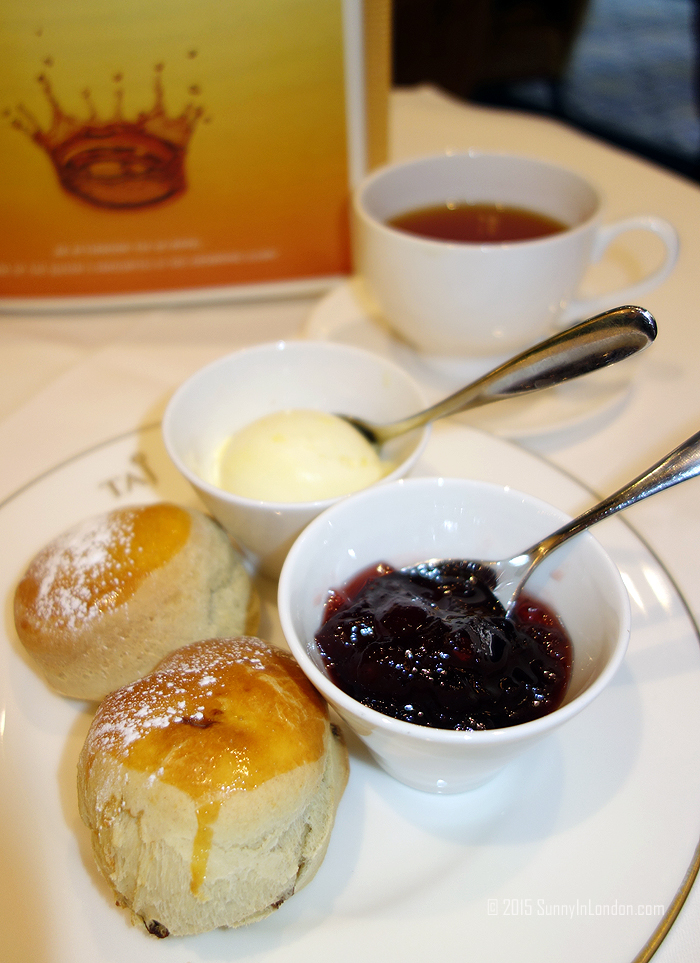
<box><xmin>559</xmin><ymin>215</ymin><xmax>679</xmax><ymax>324</ymax></box>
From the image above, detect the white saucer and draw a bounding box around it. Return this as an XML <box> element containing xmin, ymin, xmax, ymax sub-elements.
<box><xmin>304</xmin><ymin>281</ymin><xmax>638</xmax><ymax>439</ymax></box>
<box><xmin>1</xmin><ymin>422</ymin><xmax>699</xmax><ymax>963</ymax></box>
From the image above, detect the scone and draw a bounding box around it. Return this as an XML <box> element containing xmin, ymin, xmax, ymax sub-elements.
<box><xmin>14</xmin><ymin>503</ymin><xmax>258</xmax><ymax>700</ymax></box>
<box><xmin>77</xmin><ymin>637</ymin><xmax>348</xmax><ymax>937</ymax></box>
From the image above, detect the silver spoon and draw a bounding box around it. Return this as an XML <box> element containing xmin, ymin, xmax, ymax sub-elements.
<box><xmin>411</xmin><ymin>428</ymin><xmax>700</xmax><ymax>617</ymax></box>
<box><xmin>340</xmin><ymin>305</ymin><xmax>656</xmax><ymax>445</ymax></box>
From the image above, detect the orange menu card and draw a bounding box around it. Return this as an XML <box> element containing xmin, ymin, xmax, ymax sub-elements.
<box><xmin>0</xmin><ymin>0</ymin><xmax>389</xmax><ymax>308</ymax></box>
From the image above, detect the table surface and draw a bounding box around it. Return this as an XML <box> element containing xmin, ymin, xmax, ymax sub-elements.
<box><xmin>2</xmin><ymin>85</ymin><xmax>700</xmax><ymax>962</ymax></box>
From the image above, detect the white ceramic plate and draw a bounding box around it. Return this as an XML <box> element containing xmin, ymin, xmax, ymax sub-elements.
<box><xmin>1</xmin><ymin>422</ymin><xmax>699</xmax><ymax>963</ymax></box>
<box><xmin>304</xmin><ymin>281</ymin><xmax>639</xmax><ymax>439</ymax></box>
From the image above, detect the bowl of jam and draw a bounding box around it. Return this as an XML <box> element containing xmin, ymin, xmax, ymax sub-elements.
<box><xmin>278</xmin><ymin>477</ymin><xmax>630</xmax><ymax>793</ymax></box>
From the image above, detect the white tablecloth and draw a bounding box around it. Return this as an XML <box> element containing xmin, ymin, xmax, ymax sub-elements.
<box><xmin>2</xmin><ymin>86</ymin><xmax>700</xmax><ymax>962</ymax></box>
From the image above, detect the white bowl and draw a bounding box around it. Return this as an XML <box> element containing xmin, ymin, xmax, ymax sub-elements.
<box><xmin>278</xmin><ymin>477</ymin><xmax>631</xmax><ymax>793</ymax></box>
<box><xmin>162</xmin><ymin>341</ymin><xmax>429</xmax><ymax>577</ymax></box>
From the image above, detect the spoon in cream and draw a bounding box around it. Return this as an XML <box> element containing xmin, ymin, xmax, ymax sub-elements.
<box><xmin>409</xmin><ymin>428</ymin><xmax>700</xmax><ymax>617</ymax></box>
<box><xmin>340</xmin><ymin>305</ymin><xmax>656</xmax><ymax>446</ymax></box>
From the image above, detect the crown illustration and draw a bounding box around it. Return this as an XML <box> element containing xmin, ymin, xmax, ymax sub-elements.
<box><xmin>11</xmin><ymin>64</ymin><xmax>203</xmax><ymax>210</ymax></box>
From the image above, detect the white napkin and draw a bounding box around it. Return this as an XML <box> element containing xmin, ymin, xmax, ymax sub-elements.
<box><xmin>0</xmin><ymin>297</ymin><xmax>317</xmax><ymax>502</ymax></box>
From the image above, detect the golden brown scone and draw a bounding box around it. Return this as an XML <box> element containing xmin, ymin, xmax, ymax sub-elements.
<box><xmin>77</xmin><ymin>637</ymin><xmax>348</xmax><ymax>937</ymax></box>
<box><xmin>14</xmin><ymin>503</ymin><xmax>258</xmax><ymax>700</ymax></box>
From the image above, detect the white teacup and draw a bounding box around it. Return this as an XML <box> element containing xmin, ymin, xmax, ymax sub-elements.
<box><xmin>352</xmin><ymin>151</ymin><xmax>679</xmax><ymax>356</ymax></box>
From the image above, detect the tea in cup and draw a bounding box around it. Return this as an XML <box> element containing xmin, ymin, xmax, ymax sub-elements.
<box><xmin>352</xmin><ymin>152</ymin><xmax>678</xmax><ymax>356</ymax></box>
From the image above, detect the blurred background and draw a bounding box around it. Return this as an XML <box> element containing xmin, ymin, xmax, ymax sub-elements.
<box><xmin>392</xmin><ymin>0</ymin><xmax>700</xmax><ymax>182</ymax></box>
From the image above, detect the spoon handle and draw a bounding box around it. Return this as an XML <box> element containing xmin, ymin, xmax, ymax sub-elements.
<box><xmin>529</xmin><ymin>428</ymin><xmax>700</xmax><ymax>566</ymax></box>
<box><xmin>380</xmin><ymin>305</ymin><xmax>656</xmax><ymax>440</ymax></box>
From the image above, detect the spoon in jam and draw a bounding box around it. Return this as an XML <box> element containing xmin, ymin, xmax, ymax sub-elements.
<box><xmin>340</xmin><ymin>305</ymin><xmax>656</xmax><ymax>445</ymax></box>
<box><xmin>418</xmin><ymin>428</ymin><xmax>700</xmax><ymax>617</ymax></box>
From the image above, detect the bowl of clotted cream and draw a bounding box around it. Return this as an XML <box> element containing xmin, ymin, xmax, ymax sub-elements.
<box><xmin>162</xmin><ymin>340</ymin><xmax>429</xmax><ymax>577</ymax></box>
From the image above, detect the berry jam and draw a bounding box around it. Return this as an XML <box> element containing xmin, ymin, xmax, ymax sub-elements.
<box><xmin>314</xmin><ymin>560</ymin><xmax>573</xmax><ymax>731</ymax></box>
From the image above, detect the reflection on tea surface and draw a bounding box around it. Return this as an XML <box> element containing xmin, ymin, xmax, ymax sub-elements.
<box><xmin>388</xmin><ymin>202</ymin><xmax>567</xmax><ymax>243</ymax></box>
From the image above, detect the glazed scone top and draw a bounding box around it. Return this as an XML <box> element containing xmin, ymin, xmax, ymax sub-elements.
<box><xmin>82</xmin><ymin>637</ymin><xmax>329</xmax><ymax>798</ymax></box>
<box><xmin>15</xmin><ymin>503</ymin><xmax>191</xmax><ymax>631</ymax></box>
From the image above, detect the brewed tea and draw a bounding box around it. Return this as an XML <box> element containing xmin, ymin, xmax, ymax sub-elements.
<box><xmin>388</xmin><ymin>202</ymin><xmax>567</xmax><ymax>243</ymax></box>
